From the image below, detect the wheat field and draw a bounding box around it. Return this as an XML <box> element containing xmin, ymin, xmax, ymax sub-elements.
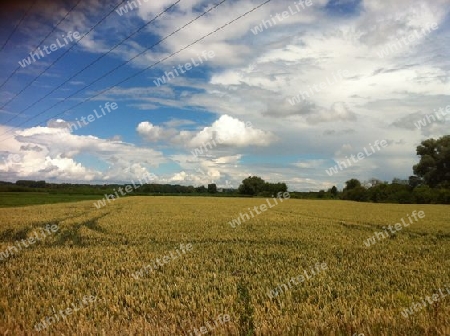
<box><xmin>0</xmin><ymin>196</ymin><xmax>449</xmax><ymax>335</ymax></box>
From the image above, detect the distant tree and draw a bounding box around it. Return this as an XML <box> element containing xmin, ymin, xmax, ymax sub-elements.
<box><xmin>412</xmin><ymin>186</ymin><xmax>433</xmax><ymax>203</ymax></box>
<box><xmin>16</xmin><ymin>180</ymin><xmax>46</xmax><ymax>188</ymax></box>
<box><xmin>408</xmin><ymin>175</ymin><xmax>423</xmax><ymax>189</ymax></box>
<box><xmin>263</xmin><ymin>182</ymin><xmax>287</xmax><ymax>195</ymax></box>
<box><xmin>367</xmin><ymin>178</ymin><xmax>383</xmax><ymax>187</ymax></box>
<box><xmin>330</xmin><ymin>186</ymin><xmax>338</xmax><ymax>197</ymax></box>
<box><xmin>343</xmin><ymin>186</ymin><xmax>368</xmax><ymax>202</ymax></box>
<box><xmin>207</xmin><ymin>183</ymin><xmax>217</xmax><ymax>194</ymax></box>
<box><xmin>413</xmin><ymin>135</ymin><xmax>450</xmax><ymax>188</ymax></box>
<box><xmin>367</xmin><ymin>183</ymin><xmax>388</xmax><ymax>203</ymax></box>
<box><xmin>195</xmin><ymin>185</ymin><xmax>207</xmax><ymax>193</ymax></box>
<box><xmin>342</xmin><ymin>179</ymin><xmax>367</xmax><ymax>201</ymax></box>
<box><xmin>344</xmin><ymin>179</ymin><xmax>361</xmax><ymax>191</ymax></box>
<box><xmin>318</xmin><ymin>190</ymin><xmax>325</xmax><ymax>198</ymax></box>
<box><xmin>238</xmin><ymin>176</ymin><xmax>266</xmax><ymax>196</ymax></box>
<box><xmin>392</xmin><ymin>177</ymin><xmax>408</xmax><ymax>185</ymax></box>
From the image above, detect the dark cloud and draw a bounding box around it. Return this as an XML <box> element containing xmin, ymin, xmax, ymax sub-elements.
<box><xmin>20</xmin><ymin>144</ymin><xmax>43</xmax><ymax>152</ymax></box>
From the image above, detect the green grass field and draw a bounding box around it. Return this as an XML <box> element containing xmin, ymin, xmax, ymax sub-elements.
<box><xmin>0</xmin><ymin>192</ymin><xmax>102</xmax><ymax>207</ymax></box>
<box><xmin>0</xmin><ymin>196</ymin><xmax>449</xmax><ymax>335</ymax></box>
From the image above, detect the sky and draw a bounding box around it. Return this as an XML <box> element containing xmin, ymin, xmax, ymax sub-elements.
<box><xmin>0</xmin><ymin>0</ymin><xmax>449</xmax><ymax>191</ymax></box>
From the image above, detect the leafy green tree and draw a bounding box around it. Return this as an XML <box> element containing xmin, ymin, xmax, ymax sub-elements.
<box><xmin>344</xmin><ymin>179</ymin><xmax>361</xmax><ymax>191</ymax></box>
<box><xmin>16</xmin><ymin>180</ymin><xmax>46</xmax><ymax>188</ymax></box>
<box><xmin>195</xmin><ymin>185</ymin><xmax>207</xmax><ymax>193</ymax></box>
<box><xmin>330</xmin><ymin>186</ymin><xmax>338</xmax><ymax>197</ymax></box>
<box><xmin>207</xmin><ymin>183</ymin><xmax>217</xmax><ymax>194</ymax></box>
<box><xmin>367</xmin><ymin>183</ymin><xmax>388</xmax><ymax>203</ymax></box>
<box><xmin>368</xmin><ymin>178</ymin><xmax>383</xmax><ymax>187</ymax></box>
<box><xmin>263</xmin><ymin>182</ymin><xmax>287</xmax><ymax>195</ymax></box>
<box><xmin>238</xmin><ymin>176</ymin><xmax>266</xmax><ymax>196</ymax></box>
<box><xmin>413</xmin><ymin>135</ymin><xmax>450</xmax><ymax>188</ymax></box>
<box><xmin>408</xmin><ymin>175</ymin><xmax>423</xmax><ymax>188</ymax></box>
<box><xmin>412</xmin><ymin>186</ymin><xmax>435</xmax><ymax>203</ymax></box>
<box><xmin>342</xmin><ymin>179</ymin><xmax>367</xmax><ymax>201</ymax></box>
<box><xmin>342</xmin><ymin>186</ymin><xmax>368</xmax><ymax>202</ymax></box>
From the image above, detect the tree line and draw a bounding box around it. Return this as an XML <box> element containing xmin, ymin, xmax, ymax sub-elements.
<box><xmin>323</xmin><ymin>135</ymin><xmax>450</xmax><ymax>204</ymax></box>
<box><xmin>1</xmin><ymin>135</ymin><xmax>448</xmax><ymax>204</ymax></box>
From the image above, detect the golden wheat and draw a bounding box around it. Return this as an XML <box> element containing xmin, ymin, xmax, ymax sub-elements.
<box><xmin>0</xmin><ymin>197</ymin><xmax>449</xmax><ymax>335</ymax></box>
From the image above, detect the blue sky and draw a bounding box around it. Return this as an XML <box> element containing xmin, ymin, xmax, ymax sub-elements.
<box><xmin>0</xmin><ymin>0</ymin><xmax>449</xmax><ymax>191</ymax></box>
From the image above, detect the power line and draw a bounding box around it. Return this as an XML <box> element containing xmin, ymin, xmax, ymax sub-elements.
<box><xmin>0</xmin><ymin>0</ymin><xmax>228</xmax><ymax>138</ymax></box>
<box><xmin>0</xmin><ymin>0</ymin><xmax>36</xmax><ymax>52</ymax></box>
<box><xmin>0</xmin><ymin>0</ymin><xmax>126</xmax><ymax>111</ymax></box>
<box><xmin>0</xmin><ymin>0</ymin><xmax>83</xmax><ymax>90</ymax></box>
<box><xmin>2</xmin><ymin>0</ymin><xmax>181</xmax><ymax>126</ymax></box>
<box><xmin>0</xmin><ymin>0</ymin><xmax>271</xmax><ymax>144</ymax></box>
